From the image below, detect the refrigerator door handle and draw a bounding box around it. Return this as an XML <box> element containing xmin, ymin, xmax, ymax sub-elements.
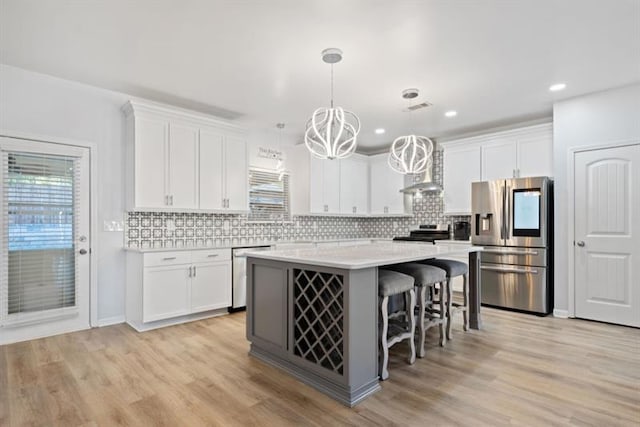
<box><xmin>504</xmin><ymin>183</ymin><xmax>511</xmax><ymax>240</ymax></box>
<box><xmin>500</xmin><ymin>185</ymin><xmax>506</xmax><ymax>240</ymax></box>
<box><xmin>481</xmin><ymin>265</ymin><xmax>538</xmax><ymax>275</ymax></box>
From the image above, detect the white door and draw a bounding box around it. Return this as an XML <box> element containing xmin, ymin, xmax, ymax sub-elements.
<box><xmin>191</xmin><ymin>262</ymin><xmax>231</xmax><ymax>313</ymax></box>
<box><xmin>369</xmin><ymin>153</ymin><xmax>405</xmax><ymax>214</ymax></box>
<box><xmin>339</xmin><ymin>156</ymin><xmax>368</xmax><ymax>214</ymax></box>
<box><xmin>0</xmin><ymin>137</ymin><xmax>91</xmax><ymax>344</ymax></box>
<box><xmin>517</xmin><ymin>135</ymin><xmax>553</xmax><ymax>178</ymax></box>
<box><xmin>323</xmin><ymin>159</ymin><xmax>341</xmax><ymax>213</ymax></box>
<box><xmin>168</xmin><ymin>122</ymin><xmax>199</xmax><ymax>209</ymax></box>
<box><xmin>135</xmin><ymin>116</ymin><xmax>168</xmax><ymax>208</ymax></box>
<box><xmin>199</xmin><ymin>128</ymin><xmax>225</xmax><ymax>210</ymax></box>
<box><xmin>481</xmin><ymin>139</ymin><xmax>517</xmax><ymax>180</ymax></box>
<box><xmin>224</xmin><ymin>136</ymin><xmax>248</xmax><ymax>211</ymax></box>
<box><xmin>143</xmin><ymin>265</ymin><xmax>191</xmax><ymax>323</ymax></box>
<box><xmin>443</xmin><ymin>145</ymin><xmax>481</xmax><ymax>215</ymax></box>
<box><xmin>574</xmin><ymin>143</ymin><xmax>640</xmax><ymax>327</ymax></box>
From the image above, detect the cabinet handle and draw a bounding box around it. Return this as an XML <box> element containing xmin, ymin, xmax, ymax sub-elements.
<box><xmin>165</xmin><ymin>195</ymin><xmax>169</xmax><ymax>205</ymax></box>
<box><xmin>207</xmin><ymin>254</ymin><xmax>219</xmax><ymax>257</ymax></box>
<box><xmin>193</xmin><ymin>266</ymin><xmax>197</xmax><ymax>277</ymax></box>
<box><xmin>324</xmin><ymin>205</ymin><xmax>328</xmax><ymax>212</ymax></box>
<box><xmin>188</xmin><ymin>266</ymin><xmax>192</xmax><ymax>277</ymax></box>
<box><xmin>384</xmin><ymin>206</ymin><xmax>389</xmax><ymax>214</ymax></box>
<box><xmin>162</xmin><ymin>256</ymin><xmax>177</xmax><ymax>261</ymax></box>
<box><xmin>353</xmin><ymin>206</ymin><xmax>356</xmax><ymax>213</ymax></box>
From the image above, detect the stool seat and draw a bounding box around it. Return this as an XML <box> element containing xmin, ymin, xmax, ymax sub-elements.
<box><xmin>384</xmin><ymin>263</ymin><xmax>446</xmax><ymax>286</ymax></box>
<box><xmin>421</xmin><ymin>259</ymin><xmax>468</xmax><ymax>277</ymax></box>
<box><xmin>378</xmin><ymin>269</ymin><xmax>415</xmax><ymax>297</ymax></box>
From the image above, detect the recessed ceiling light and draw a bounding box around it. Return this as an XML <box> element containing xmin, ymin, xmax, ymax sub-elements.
<box><xmin>375</xmin><ymin>128</ymin><xmax>385</xmax><ymax>134</ymax></box>
<box><xmin>549</xmin><ymin>83</ymin><xmax>566</xmax><ymax>92</ymax></box>
<box><xmin>444</xmin><ymin>111</ymin><xmax>457</xmax><ymax>118</ymax></box>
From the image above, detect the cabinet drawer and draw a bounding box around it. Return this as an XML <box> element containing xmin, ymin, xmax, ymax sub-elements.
<box><xmin>144</xmin><ymin>251</ymin><xmax>191</xmax><ymax>267</ymax></box>
<box><xmin>191</xmin><ymin>248</ymin><xmax>231</xmax><ymax>263</ymax></box>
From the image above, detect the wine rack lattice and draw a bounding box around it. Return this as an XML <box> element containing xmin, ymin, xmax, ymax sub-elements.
<box><xmin>293</xmin><ymin>269</ymin><xmax>344</xmax><ymax>375</ymax></box>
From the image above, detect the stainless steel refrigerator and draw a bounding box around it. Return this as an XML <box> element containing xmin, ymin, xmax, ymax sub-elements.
<box><xmin>471</xmin><ymin>176</ymin><xmax>553</xmax><ymax>314</ymax></box>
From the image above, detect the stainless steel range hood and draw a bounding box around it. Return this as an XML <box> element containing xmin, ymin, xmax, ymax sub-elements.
<box><xmin>399</xmin><ymin>158</ymin><xmax>442</xmax><ymax>194</ymax></box>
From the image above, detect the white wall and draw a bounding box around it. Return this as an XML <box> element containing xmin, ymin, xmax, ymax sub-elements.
<box><xmin>552</xmin><ymin>83</ymin><xmax>640</xmax><ymax>314</ymax></box>
<box><xmin>0</xmin><ymin>65</ymin><xmax>305</xmax><ymax>324</ymax></box>
<box><xmin>0</xmin><ymin>64</ymin><xmax>130</xmax><ymax>323</ymax></box>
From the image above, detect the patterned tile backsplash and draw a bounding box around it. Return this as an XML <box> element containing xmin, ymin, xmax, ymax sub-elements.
<box><xmin>125</xmin><ymin>150</ymin><xmax>470</xmax><ymax>249</ymax></box>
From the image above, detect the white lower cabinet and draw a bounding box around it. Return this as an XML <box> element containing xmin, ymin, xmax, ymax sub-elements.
<box><xmin>127</xmin><ymin>248</ymin><xmax>232</xmax><ymax>331</ymax></box>
<box><xmin>191</xmin><ymin>261</ymin><xmax>231</xmax><ymax>313</ymax></box>
<box><xmin>143</xmin><ymin>265</ymin><xmax>191</xmax><ymax>322</ymax></box>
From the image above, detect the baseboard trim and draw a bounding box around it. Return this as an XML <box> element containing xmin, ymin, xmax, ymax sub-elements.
<box><xmin>553</xmin><ymin>309</ymin><xmax>570</xmax><ymax>318</ymax></box>
<box><xmin>97</xmin><ymin>315</ymin><xmax>126</xmax><ymax>327</ymax></box>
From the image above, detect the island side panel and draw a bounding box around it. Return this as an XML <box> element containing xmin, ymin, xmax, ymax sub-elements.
<box><xmin>468</xmin><ymin>251</ymin><xmax>482</xmax><ymax>330</ymax></box>
<box><xmin>344</xmin><ymin>267</ymin><xmax>380</xmax><ymax>401</ymax></box>
<box><xmin>246</xmin><ymin>258</ymin><xmax>289</xmax><ymax>353</ymax></box>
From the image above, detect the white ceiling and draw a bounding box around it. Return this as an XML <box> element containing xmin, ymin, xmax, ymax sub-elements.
<box><xmin>1</xmin><ymin>0</ymin><xmax>639</xmax><ymax>151</ymax></box>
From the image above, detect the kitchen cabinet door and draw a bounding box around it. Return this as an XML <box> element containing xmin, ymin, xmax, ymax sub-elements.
<box><xmin>481</xmin><ymin>139</ymin><xmax>517</xmax><ymax>180</ymax></box>
<box><xmin>135</xmin><ymin>116</ymin><xmax>168</xmax><ymax>208</ymax></box>
<box><xmin>339</xmin><ymin>155</ymin><xmax>369</xmax><ymax>214</ymax></box>
<box><xmin>517</xmin><ymin>134</ymin><xmax>553</xmax><ymax>177</ymax></box>
<box><xmin>369</xmin><ymin>153</ymin><xmax>405</xmax><ymax>214</ymax></box>
<box><xmin>199</xmin><ymin>129</ymin><xmax>225</xmax><ymax>210</ymax></box>
<box><xmin>191</xmin><ymin>261</ymin><xmax>231</xmax><ymax>313</ymax></box>
<box><xmin>225</xmin><ymin>135</ymin><xmax>248</xmax><ymax>211</ymax></box>
<box><xmin>443</xmin><ymin>145</ymin><xmax>481</xmax><ymax>215</ymax></box>
<box><xmin>309</xmin><ymin>156</ymin><xmax>341</xmax><ymax>214</ymax></box>
<box><xmin>143</xmin><ymin>265</ymin><xmax>191</xmax><ymax>323</ymax></box>
<box><xmin>168</xmin><ymin>122</ymin><xmax>199</xmax><ymax>209</ymax></box>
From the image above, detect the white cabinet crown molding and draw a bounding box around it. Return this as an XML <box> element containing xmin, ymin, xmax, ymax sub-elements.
<box><xmin>122</xmin><ymin>99</ymin><xmax>245</xmax><ymax>134</ymax></box>
<box><xmin>439</xmin><ymin>122</ymin><xmax>552</xmax><ymax>149</ymax></box>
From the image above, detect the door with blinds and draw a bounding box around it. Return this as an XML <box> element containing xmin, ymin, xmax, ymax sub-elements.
<box><xmin>0</xmin><ymin>137</ymin><xmax>90</xmax><ymax>344</ymax></box>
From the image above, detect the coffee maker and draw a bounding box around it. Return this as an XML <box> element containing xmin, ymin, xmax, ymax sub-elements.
<box><xmin>453</xmin><ymin>221</ymin><xmax>471</xmax><ymax>240</ymax></box>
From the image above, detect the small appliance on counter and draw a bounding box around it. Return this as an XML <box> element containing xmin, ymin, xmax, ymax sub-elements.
<box><xmin>453</xmin><ymin>221</ymin><xmax>471</xmax><ymax>240</ymax></box>
<box><xmin>393</xmin><ymin>224</ymin><xmax>450</xmax><ymax>243</ymax></box>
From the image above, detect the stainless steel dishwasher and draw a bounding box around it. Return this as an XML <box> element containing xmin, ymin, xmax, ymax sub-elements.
<box><xmin>231</xmin><ymin>246</ymin><xmax>272</xmax><ymax>311</ymax></box>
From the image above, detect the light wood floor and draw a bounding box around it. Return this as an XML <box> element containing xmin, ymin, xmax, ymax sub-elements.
<box><xmin>1</xmin><ymin>308</ymin><xmax>639</xmax><ymax>426</ymax></box>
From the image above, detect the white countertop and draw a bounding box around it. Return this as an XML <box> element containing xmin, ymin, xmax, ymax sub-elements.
<box><xmin>124</xmin><ymin>238</ymin><xmax>391</xmax><ymax>253</ymax></box>
<box><xmin>245</xmin><ymin>241</ymin><xmax>482</xmax><ymax>270</ymax></box>
<box><xmin>434</xmin><ymin>239</ymin><xmax>472</xmax><ymax>245</ymax></box>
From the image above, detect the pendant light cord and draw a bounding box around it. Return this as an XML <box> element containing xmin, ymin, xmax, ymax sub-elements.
<box><xmin>330</xmin><ymin>64</ymin><xmax>334</xmax><ymax>108</ymax></box>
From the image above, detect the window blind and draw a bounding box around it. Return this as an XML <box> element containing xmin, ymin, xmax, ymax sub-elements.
<box><xmin>1</xmin><ymin>151</ymin><xmax>79</xmax><ymax>324</ymax></box>
<box><xmin>248</xmin><ymin>169</ymin><xmax>291</xmax><ymax>222</ymax></box>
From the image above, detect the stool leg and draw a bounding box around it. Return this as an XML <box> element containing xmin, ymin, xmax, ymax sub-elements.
<box><xmin>380</xmin><ymin>295</ymin><xmax>390</xmax><ymax>380</ymax></box>
<box><xmin>439</xmin><ymin>282</ymin><xmax>446</xmax><ymax>347</ymax></box>
<box><xmin>446</xmin><ymin>278</ymin><xmax>453</xmax><ymax>340</ymax></box>
<box><xmin>462</xmin><ymin>273</ymin><xmax>469</xmax><ymax>331</ymax></box>
<box><xmin>417</xmin><ymin>286</ymin><xmax>427</xmax><ymax>358</ymax></box>
<box><xmin>407</xmin><ymin>289</ymin><xmax>416</xmax><ymax>364</ymax></box>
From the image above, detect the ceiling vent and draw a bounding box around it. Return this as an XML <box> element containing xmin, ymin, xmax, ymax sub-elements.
<box><xmin>404</xmin><ymin>101</ymin><xmax>433</xmax><ymax>112</ymax></box>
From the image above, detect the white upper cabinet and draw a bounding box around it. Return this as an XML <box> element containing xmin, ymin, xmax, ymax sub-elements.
<box><xmin>224</xmin><ymin>136</ymin><xmax>248</xmax><ymax>211</ymax></box>
<box><xmin>516</xmin><ymin>130</ymin><xmax>553</xmax><ymax>177</ymax></box>
<box><xmin>443</xmin><ymin>145</ymin><xmax>481</xmax><ymax>215</ymax></box>
<box><xmin>133</xmin><ymin>116</ymin><xmax>168</xmax><ymax>209</ymax></box>
<box><xmin>369</xmin><ymin>153</ymin><xmax>406</xmax><ymax>215</ymax></box>
<box><xmin>339</xmin><ymin>154</ymin><xmax>369</xmax><ymax>214</ymax></box>
<box><xmin>310</xmin><ymin>156</ymin><xmax>341</xmax><ymax>214</ymax></box>
<box><xmin>481</xmin><ymin>123</ymin><xmax>553</xmax><ymax>180</ymax></box>
<box><xmin>168</xmin><ymin>122</ymin><xmax>199</xmax><ymax>209</ymax></box>
<box><xmin>442</xmin><ymin>123</ymin><xmax>553</xmax><ymax>215</ymax></box>
<box><xmin>199</xmin><ymin>128</ymin><xmax>225</xmax><ymax>210</ymax></box>
<box><xmin>481</xmin><ymin>139</ymin><xmax>517</xmax><ymax>181</ymax></box>
<box><xmin>124</xmin><ymin>100</ymin><xmax>248</xmax><ymax>212</ymax></box>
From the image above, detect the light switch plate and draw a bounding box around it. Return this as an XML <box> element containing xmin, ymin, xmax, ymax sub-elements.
<box><xmin>103</xmin><ymin>220</ymin><xmax>124</xmax><ymax>232</ymax></box>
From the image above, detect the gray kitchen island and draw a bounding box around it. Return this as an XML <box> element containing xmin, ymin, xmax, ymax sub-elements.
<box><xmin>245</xmin><ymin>241</ymin><xmax>483</xmax><ymax>406</ymax></box>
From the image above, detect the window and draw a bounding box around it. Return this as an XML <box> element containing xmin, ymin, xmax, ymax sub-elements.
<box><xmin>2</xmin><ymin>152</ymin><xmax>77</xmax><ymax>316</ymax></box>
<box><xmin>248</xmin><ymin>168</ymin><xmax>291</xmax><ymax>222</ymax></box>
